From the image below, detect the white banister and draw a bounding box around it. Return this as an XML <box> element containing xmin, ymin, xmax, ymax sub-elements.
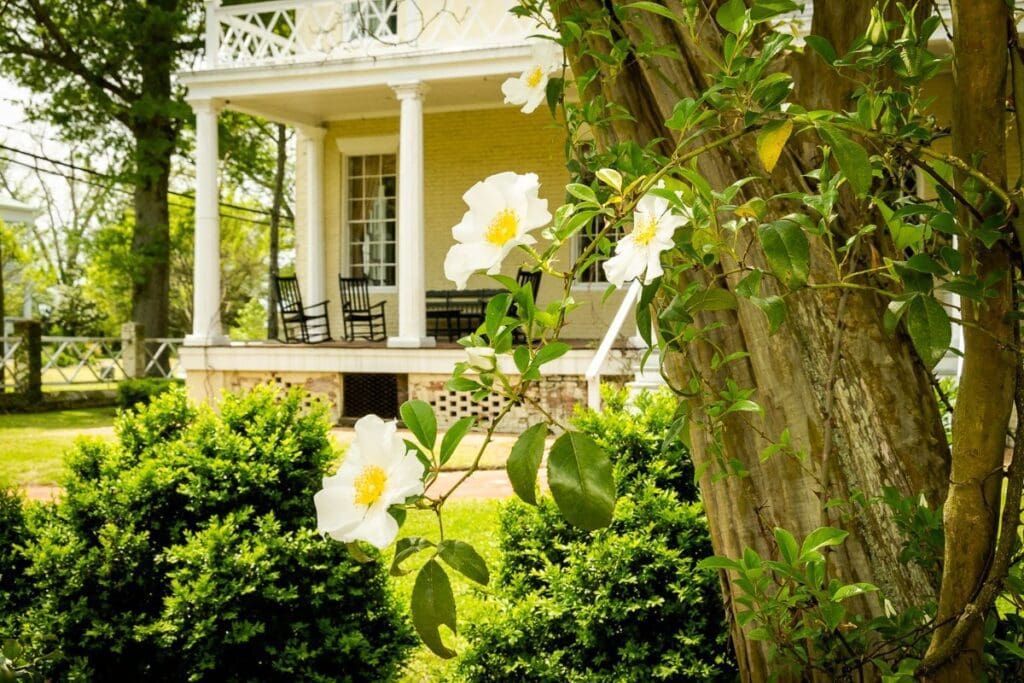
<box><xmin>585</xmin><ymin>279</ymin><xmax>642</xmax><ymax>411</ymax></box>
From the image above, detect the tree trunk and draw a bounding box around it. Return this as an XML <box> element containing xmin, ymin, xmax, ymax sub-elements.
<box><xmin>130</xmin><ymin>141</ymin><xmax>172</xmax><ymax>340</ymax></box>
<box><xmin>554</xmin><ymin>1</ymin><xmax>950</xmax><ymax>678</ymax></box>
<box><xmin>922</xmin><ymin>1</ymin><xmax>1016</xmax><ymax>679</ymax></box>
<box><xmin>267</xmin><ymin>123</ymin><xmax>287</xmax><ymax>341</ymax></box>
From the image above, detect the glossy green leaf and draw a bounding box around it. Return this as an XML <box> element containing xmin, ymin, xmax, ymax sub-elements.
<box><xmin>832</xmin><ymin>582</ymin><xmax>878</xmax><ymax>601</ymax></box>
<box><xmin>391</xmin><ymin>536</ymin><xmax>435</xmax><ymax>576</ymax></box>
<box><xmin>400</xmin><ymin>400</ymin><xmax>437</xmax><ymax>450</ymax></box>
<box><xmin>530</xmin><ymin>341</ymin><xmax>571</xmax><ymax>372</ymax></box>
<box><xmin>716</xmin><ymin>0</ymin><xmax>746</xmax><ymax>34</ymax></box>
<box><xmin>548</xmin><ymin>431</ymin><xmax>615</xmax><ymax>530</ymax></box>
<box><xmin>411</xmin><ymin>560</ymin><xmax>457</xmax><ymax>658</ymax></box>
<box><xmin>773</xmin><ymin>527</ymin><xmax>799</xmax><ymax>565</ymax></box>
<box><xmin>439</xmin><ymin>416</ymin><xmax>475</xmax><ymax>466</ymax></box>
<box><xmin>800</xmin><ymin>526</ymin><xmax>849</xmax><ymax>559</ymax></box>
<box><xmin>751</xmin><ymin>295</ymin><xmax>786</xmax><ymax>333</ymax></box>
<box><xmin>804</xmin><ymin>35</ymin><xmax>837</xmax><ymax>65</ymax></box>
<box><xmin>485</xmin><ymin>293</ymin><xmax>512</xmax><ymax>340</ymax></box>
<box><xmin>818</xmin><ymin>124</ymin><xmax>873</xmax><ymax>196</ymax></box>
<box><xmin>507</xmin><ymin>423</ymin><xmax>548</xmax><ymax>505</ymax></box>
<box><xmin>758</xmin><ymin>219</ymin><xmax>809</xmax><ymax>289</ymax></box>
<box><xmin>906</xmin><ymin>296</ymin><xmax>951</xmax><ymax>370</ymax></box>
<box><xmin>625</xmin><ymin>1</ymin><xmax>680</xmax><ymax>22</ymax></box>
<box><xmin>438</xmin><ymin>540</ymin><xmax>490</xmax><ymax>585</ymax></box>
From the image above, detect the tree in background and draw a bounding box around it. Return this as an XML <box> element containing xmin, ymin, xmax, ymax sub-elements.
<box><xmin>0</xmin><ymin>0</ymin><xmax>203</xmax><ymax>338</ymax></box>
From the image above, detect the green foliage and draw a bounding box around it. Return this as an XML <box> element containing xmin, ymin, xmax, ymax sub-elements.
<box><xmin>16</xmin><ymin>385</ymin><xmax>414</xmax><ymax>680</ymax></box>
<box><xmin>228</xmin><ymin>296</ymin><xmax>268</xmax><ymax>341</ymax></box>
<box><xmin>0</xmin><ymin>486</ymin><xmax>32</xmax><ymax>625</ymax></box>
<box><xmin>116</xmin><ymin>377</ymin><xmax>183</xmax><ymax>409</ymax></box>
<box><xmin>457</xmin><ymin>389</ymin><xmax>733</xmax><ymax>681</ymax></box>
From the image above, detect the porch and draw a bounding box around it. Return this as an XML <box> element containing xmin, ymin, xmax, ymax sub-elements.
<box><xmin>180</xmin><ymin>339</ymin><xmax>638</xmax><ymax>431</ymax></box>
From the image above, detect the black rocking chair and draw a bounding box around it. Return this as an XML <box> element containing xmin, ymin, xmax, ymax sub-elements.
<box><xmin>338</xmin><ymin>275</ymin><xmax>388</xmax><ymax>342</ymax></box>
<box><xmin>511</xmin><ymin>268</ymin><xmax>542</xmax><ymax>344</ymax></box>
<box><xmin>273</xmin><ymin>275</ymin><xmax>331</xmax><ymax>343</ymax></box>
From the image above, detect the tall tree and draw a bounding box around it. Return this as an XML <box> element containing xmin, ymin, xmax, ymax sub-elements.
<box><xmin>0</xmin><ymin>0</ymin><xmax>202</xmax><ymax>337</ymax></box>
<box><xmin>544</xmin><ymin>0</ymin><xmax>1019</xmax><ymax>679</ymax></box>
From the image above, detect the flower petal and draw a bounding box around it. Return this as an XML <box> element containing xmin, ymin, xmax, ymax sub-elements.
<box><xmin>314</xmin><ymin>486</ymin><xmax>360</xmax><ymax>535</ymax></box>
<box><xmin>356</xmin><ymin>507</ymin><xmax>400</xmax><ymax>549</ymax></box>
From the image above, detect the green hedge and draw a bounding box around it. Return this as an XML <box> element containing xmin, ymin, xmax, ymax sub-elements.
<box><xmin>458</xmin><ymin>388</ymin><xmax>735</xmax><ymax>682</ymax></box>
<box><xmin>16</xmin><ymin>385</ymin><xmax>414</xmax><ymax>681</ymax></box>
<box><xmin>116</xmin><ymin>377</ymin><xmax>182</xmax><ymax>409</ymax></box>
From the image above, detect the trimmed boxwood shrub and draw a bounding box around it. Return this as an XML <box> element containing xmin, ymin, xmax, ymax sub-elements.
<box><xmin>18</xmin><ymin>385</ymin><xmax>414</xmax><ymax>681</ymax></box>
<box><xmin>457</xmin><ymin>388</ymin><xmax>735</xmax><ymax>682</ymax></box>
<box><xmin>116</xmin><ymin>377</ymin><xmax>182</xmax><ymax>409</ymax></box>
<box><xmin>0</xmin><ymin>485</ymin><xmax>31</xmax><ymax>624</ymax></box>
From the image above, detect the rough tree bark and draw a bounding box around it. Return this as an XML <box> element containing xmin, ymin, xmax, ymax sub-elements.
<box><xmin>921</xmin><ymin>1</ymin><xmax>1017</xmax><ymax>679</ymax></box>
<box><xmin>554</xmin><ymin>1</ymin><xmax>951</xmax><ymax>679</ymax></box>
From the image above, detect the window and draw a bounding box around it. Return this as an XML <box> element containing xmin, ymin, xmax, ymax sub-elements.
<box><xmin>574</xmin><ymin>215</ymin><xmax>624</xmax><ymax>285</ymax></box>
<box><xmin>347</xmin><ymin>153</ymin><xmax>397</xmax><ymax>287</ymax></box>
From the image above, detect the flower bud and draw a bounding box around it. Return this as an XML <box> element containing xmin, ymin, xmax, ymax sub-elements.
<box><xmin>867</xmin><ymin>8</ymin><xmax>888</xmax><ymax>46</ymax></box>
<box><xmin>466</xmin><ymin>346</ymin><xmax>497</xmax><ymax>373</ymax></box>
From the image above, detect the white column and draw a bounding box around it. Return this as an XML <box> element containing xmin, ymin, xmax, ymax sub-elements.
<box><xmin>185</xmin><ymin>99</ymin><xmax>229</xmax><ymax>346</ymax></box>
<box><xmin>301</xmin><ymin>126</ymin><xmax>327</xmax><ymax>306</ymax></box>
<box><xmin>388</xmin><ymin>81</ymin><xmax>434</xmax><ymax>348</ymax></box>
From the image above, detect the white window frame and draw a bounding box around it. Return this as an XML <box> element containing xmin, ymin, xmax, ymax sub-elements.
<box><xmin>337</xmin><ymin>135</ymin><xmax>399</xmax><ymax>294</ymax></box>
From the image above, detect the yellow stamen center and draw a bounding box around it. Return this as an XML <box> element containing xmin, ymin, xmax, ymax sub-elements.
<box><xmin>632</xmin><ymin>214</ymin><xmax>660</xmax><ymax>246</ymax></box>
<box><xmin>354</xmin><ymin>465</ymin><xmax>388</xmax><ymax>506</ymax></box>
<box><xmin>486</xmin><ymin>209</ymin><xmax>520</xmax><ymax>246</ymax></box>
<box><xmin>526</xmin><ymin>66</ymin><xmax>545</xmax><ymax>88</ymax></box>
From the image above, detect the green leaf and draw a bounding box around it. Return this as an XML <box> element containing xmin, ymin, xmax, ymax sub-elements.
<box><xmin>758</xmin><ymin>219</ymin><xmax>810</xmax><ymax>289</ymax></box>
<box><xmin>566</xmin><ymin>183</ymin><xmax>598</xmax><ymax>204</ymax></box>
<box><xmin>485</xmin><ymin>293</ymin><xmax>512</xmax><ymax>340</ymax></box>
<box><xmin>391</xmin><ymin>536</ymin><xmax>435</xmax><ymax>576</ymax></box>
<box><xmin>507</xmin><ymin>423</ymin><xmax>548</xmax><ymax>505</ymax></box>
<box><xmin>596</xmin><ymin>167</ymin><xmax>623</xmax><ymax>191</ymax></box>
<box><xmin>438</xmin><ymin>417</ymin><xmax>475</xmax><ymax>466</ymax></box>
<box><xmin>800</xmin><ymin>526</ymin><xmax>849</xmax><ymax>559</ymax></box>
<box><xmin>530</xmin><ymin>341</ymin><xmax>571</xmax><ymax>371</ymax></box>
<box><xmin>545</xmin><ymin>76</ymin><xmax>563</xmax><ymax>115</ymax></box>
<box><xmin>698</xmin><ymin>555</ymin><xmax>742</xmax><ymax>572</ymax></box>
<box><xmin>400</xmin><ymin>400</ymin><xmax>437</xmax><ymax>450</ymax></box>
<box><xmin>774</xmin><ymin>527</ymin><xmax>799</xmax><ymax>565</ymax></box>
<box><xmin>819</xmin><ymin>601</ymin><xmax>846</xmax><ymax>631</ymax></box>
<box><xmin>625</xmin><ymin>1</ymin><xmax>681</xmax><ymax>22</ymax></box>
<box><xmin>805</xmin><ymin>35</ymin><xmax>837</xmax><ymax>65</ymax></box>
<box><xmin>411</xmin><ymin>560</ymin><xmax>457</xmax><ymax>658</ymax></box>
<box><xmin>513</xmin><ymin>345</ymin><xmax>531</xmax><ymax>374</ymax></box>
<box><xmin>716</xmin><ymin>0</ymin><xmax>746</xmax><ymax>34</ymax></box>
<box><xmin>906</xmin><ymin>296</ymin><xmax>951</xmax><ymax>370</ymax></box>
<box><xmin>818</xmin><ymin>124</ymin><xmax>873</xmax><ymax>196</ymax></box>
<box><xmin>751</xmin><ymin>295</ymin><xmax>786</xmax><ymax>333</ymax></box>
<box><xmin>756</xmin><ymin>119</ymin><xmax>793</xmax><ymax>173</ymax></box>
<box><xmin>438</xmin><ymin>540</ymin><xmax>490</xmax><ymax>585</ymax></box>
<box><xmin>547</xmin><ymin>431</ymin><xmax>616</xmax><ymax>530</ymax></box>
<box><xmin>687</xmin><ymin>287</ymin><xmax>738</xmax><ymax>312</ymax></box>
<box><xmin>832</xmin><ymin>582</ymin><xmax>879</xmax><ymax>601</ymax></box>
<box><xmin>750</xmin><ymin>0</ymin><xmax>800</xmax><ymax>21</ymax></box>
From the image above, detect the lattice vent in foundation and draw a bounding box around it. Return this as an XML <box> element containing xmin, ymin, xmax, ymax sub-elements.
<box><xmin>433</xmin><ymin>389</ymin><xmax>506</xmax><ymax>427</ymax></box>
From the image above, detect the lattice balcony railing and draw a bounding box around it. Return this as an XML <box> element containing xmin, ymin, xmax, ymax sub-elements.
<box><xmin>205</xmin><ymin>0</ymin><xmax>542</xmax><ymax>68</ymax></box>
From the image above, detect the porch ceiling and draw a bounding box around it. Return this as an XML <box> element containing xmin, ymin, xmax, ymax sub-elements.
<box><xmin>179</xmin><ymin>44</ymin><xmax>533</xmax><ymax>127</ymax></box>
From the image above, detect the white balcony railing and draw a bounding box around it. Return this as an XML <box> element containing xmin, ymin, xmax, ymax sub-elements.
<box><xmin>203</xmin><ymin>0</ymin><xmax>542</xmax><ymax>69</ymax></box>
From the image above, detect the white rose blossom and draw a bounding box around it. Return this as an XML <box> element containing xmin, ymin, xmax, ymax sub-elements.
<box><xmin>443</xmin><ymin>171</ymin><xmax>552</xmax><ymax>290</ymax></box>
<box><xmin>314</xmin><ymin>415</ymin><xmax>425</xmax><ymax>549</ymax></box>
<box><xmin>602</xmin><ymin>191</ymin><xmax>690</xmax><ymax>288</ymax></box>
<box><xmin>501</xmin><ymin>41</ymin><xmax>563</xmax><ymax>114</ymax></box>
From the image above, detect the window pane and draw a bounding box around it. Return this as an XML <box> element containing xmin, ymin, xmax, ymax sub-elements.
<box><xmin>347</xmin><ymin>153</ymin><xmax>398</xmax><ymax>286</ymax></box>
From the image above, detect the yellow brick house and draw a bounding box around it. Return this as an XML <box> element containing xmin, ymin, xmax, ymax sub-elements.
<box><xmin>177</xmin><ymin>0</ymin><xmax>640</xmax><ymax>429</ymax></box>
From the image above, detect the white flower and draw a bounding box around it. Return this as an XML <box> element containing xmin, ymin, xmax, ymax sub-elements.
<box><xmin>466</xmin><ymin>346</ymin><xmax>496</xmax><ymax>372</ymax></box>
<box><xmin>444</xmin><ymin>172</ymin><xmax>552</xmax><ymax>290</ymax></box>
<box><xmin>602</xmin><ymin>192</ymin><xmax>689</xmax><ymax>288</ymax></box>
<box><xmin>501</xmin><ymin>41</ymin><xmax>563</xmax><ymax>114</ymax></box>
<box><xmin>314</xmin><ymin>415</ymin><xmax>424</xmax><ymax>549</ymax></box>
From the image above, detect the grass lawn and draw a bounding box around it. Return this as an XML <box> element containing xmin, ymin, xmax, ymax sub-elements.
<box><xmin>391</xmin><ymin>499</ymin><xmax>504</xmax><ymax>683</ymax></box>
<box><xmin>0</xmin><ymin>407</ymin><xmax>510</xmax><ymax>488</ymax></box>
<box><xmin>0</xmin><ymin>407</ymin><xmax>117</xmax><ymax>485</ymax></box>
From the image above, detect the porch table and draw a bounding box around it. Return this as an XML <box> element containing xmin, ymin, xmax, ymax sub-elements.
<box><xmin>425</xmin><ymin>289</ymin><xmax>502</xmax><ymax>340</ymax></box>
